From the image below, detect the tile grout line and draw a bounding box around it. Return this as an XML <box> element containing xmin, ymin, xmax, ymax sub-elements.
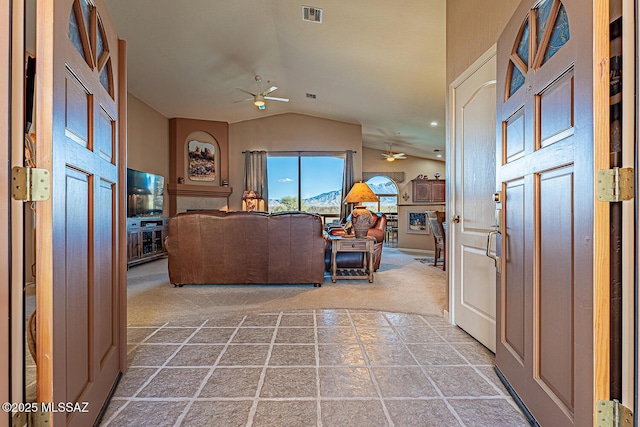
<box><xmin>245</xmin><ymin>312</ymin><xmax>283</xmax><ymax>427</ymax></box>
<box><xmin>431</xmin><ymin>319</ymin><xmax>501</xmax><ymax>426</ymax></box>
<box><xmin>151</xmin><ymin>320</ymin><xmax>211</xmax><ymax>426</ymax></box>
<box><xmin>110</xmin><ymin>395</ymin><xmax>517</xmax><ymax>403</ymax></box>
<box><xmin>390</xmin><ymin>313</ymin><xmax>467</xmax><ymax>427</ymax></box>
<box><xmin>420</xmin><ymin>315</ymin><xmax>517</xmax><ymax>416</ymax></box>
<box><xmin>101</xmin><ymin>321</ymin><xmax>172</xmax><ymax>426</ymax></box>
<box><xmin>347</xmin><ymin>310</ymin><xmax>395</xmax><ymax>427</ymax></box>
<box><xmin>313</xmin><ymin>310</ymin><xmax>323</xmax><ymax>427</ymax></box>
<box><xmin>172</xmin><ymin>316</ymin><xmax>247</xmax><ymax>427</ymax></box>
<box><xmin>108</xmin><ymin>310</ymin><xmax>528</xmax><ymax>426</ymax></box>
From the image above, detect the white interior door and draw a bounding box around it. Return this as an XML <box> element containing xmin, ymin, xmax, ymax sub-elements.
<box><xmin>449</xmin><ymin>48</ymin><xmax>497</xmax><ymax>352</ymax></box>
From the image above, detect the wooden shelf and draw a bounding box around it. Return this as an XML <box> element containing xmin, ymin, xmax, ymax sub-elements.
<box><xmin>166</xmin><ymin>183</ymin><xmax>232</xmax><ymax>198</ymax></box>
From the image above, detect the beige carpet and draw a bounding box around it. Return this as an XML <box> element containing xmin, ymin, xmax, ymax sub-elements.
<box><xmin>126</xmin><ymin>247</ymin><xmax>448</xmax><ymax>325</ymax></box>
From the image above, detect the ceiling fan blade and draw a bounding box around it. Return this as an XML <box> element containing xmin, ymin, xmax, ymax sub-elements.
<box><xmin>263</xmin><ymin>86</ymin><xmax>278</xmax><ymax>96</ymax></box>
<box><xmin>393</xmin><ymin>153</ymin><xmax>406</xmax><ymax>157</ymax></box>
<box><xmin>233</xmin><ymin>97</ymin><xmax>253</xmax><ymax>103</ymax></box>
<box><xmin>264</xmin><ymin>96</ymin><xmax>289</xmax><ymax>102</ymax></box>
<box><xmin>381</xmin><ymin>153</ymin><xmax>391</xmax><ymax>158</ymax></box>
<box><xmin>236</xmin><ymin>88</ymin><xmax>256</xmax><ymax>96</ymax></box>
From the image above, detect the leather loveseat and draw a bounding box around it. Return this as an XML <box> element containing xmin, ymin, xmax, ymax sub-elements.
<box><xmin>166</xmin><ymin>211</ymin><xmax>327</xmax><ymax>286</ymax></box>
<box><xmin>325</xmin><ymin>211</ymin><xmax>387</xmax><ymax>271</ymax></box>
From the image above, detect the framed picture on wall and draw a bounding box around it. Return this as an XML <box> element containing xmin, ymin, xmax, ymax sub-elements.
<box><xmin>406</xmin><ymin>210</ymin><xmax>429</xmax><ymax>234</ymax></box>
<box><xmin>188</xmin><ymin>140</ymin><xmax>216</xmax><ymax>181</ymax></box>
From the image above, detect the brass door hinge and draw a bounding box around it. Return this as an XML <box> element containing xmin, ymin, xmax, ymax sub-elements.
<box><xmin>11</xmin><ymin>166</ymin><xmax>50</xmax><ymax>202</ymax></box>
<box><xmin>596</xmin><ymin>400</ymin><xmax>633</xmax><ymax>427</ymax></box>
<box><xmin>11</xmin><ymin>410</ymin><xmax>27</xmax><ymax>427</ymax></box>
<box><xmin>597</xmin><ymin>167</ymin><xmax>634</xmax><ymax>202</ymax></box>
<box><xmin>10</xmin><ymin>407</ymin><xmax>50</xmax><ymax>427</ymax></box>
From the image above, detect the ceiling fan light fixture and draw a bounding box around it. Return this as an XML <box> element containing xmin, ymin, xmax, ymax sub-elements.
<box><xmin>386</xmin><ymin>157</ymin><xmax>395</xmax><ymax>162</ymax></box>
<box><xmin>254</xmin><ymin>95</ymin><xmax>265</xmax><ymax>107</ymax></box>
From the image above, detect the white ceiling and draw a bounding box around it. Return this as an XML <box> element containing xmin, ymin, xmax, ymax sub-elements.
<box><xmin>104</xmin><ymin>0</ymin><xmax>447</xmax><ymax>160</ymax></box>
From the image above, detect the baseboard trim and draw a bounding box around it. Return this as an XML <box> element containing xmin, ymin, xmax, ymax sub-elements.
<box><xmin>494</xmin><ymin>366</ymin><xmax>539</xmax><ymax>427</ymax></box>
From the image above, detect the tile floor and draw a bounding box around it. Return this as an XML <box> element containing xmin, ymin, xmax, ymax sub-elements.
<box><xmin>100</xmin><ymin>310</ymin><xmax>529</xmax><ymax>427</ymax></box>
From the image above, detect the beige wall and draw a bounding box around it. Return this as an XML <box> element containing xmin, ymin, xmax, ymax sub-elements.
<box><xmin>362</xmin><ymin>147</ymin><xmax>445</xmax><ymax>202</ymax></box>
<box><xmin>125</xmin><ymin>97</ymin><xmax>447</xmax><ymax>252</ymax></box>
<box><xmin>127</xmin><ymin>93</ymin><xmax>170</xmax><ymax>215</ymax></box>
<box><xmin>362</xmin><ymin>147</ymin><xmax>446</xmax><ymax>251</ymax></box>
<box><xmin>229</xmin><ymin>113</ymin><xmax>362</xmax><ymax>210</ymax></box>
<box><xmin>446</xmin><ymin>0</ymin><xmax>520</xmax><ymax>86</ymax></box>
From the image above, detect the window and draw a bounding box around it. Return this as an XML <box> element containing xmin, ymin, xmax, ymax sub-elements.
<box><xmin>505</xmin><ymin>0</ymin><xmax>570</xmax><ymax>100</ymax></box>
<box><xmin>362</xmin><ymin>175</ymin><xmax>398</xmax><ymax>213</ymax></box>
<box><xmin>267</xmin><ymin>154</ymin><xmax>345</xmax><ymax>216</ymax></box>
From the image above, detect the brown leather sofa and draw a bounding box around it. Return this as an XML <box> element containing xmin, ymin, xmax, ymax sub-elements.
<box><xmin>325</xmin><ymin>211</ymin><xmax>387</xmax><ymax>271</ymax></box>
<box><xmin>166</xmin><ymin>211</ymin><xmax>327</xmax><ymax>286</ymax></box>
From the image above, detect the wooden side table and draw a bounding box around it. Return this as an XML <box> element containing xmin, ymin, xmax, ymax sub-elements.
<box><xmin>330</xmin><ymin>236</ymin><xmax>375</xmax><ymax>283</ymax></box>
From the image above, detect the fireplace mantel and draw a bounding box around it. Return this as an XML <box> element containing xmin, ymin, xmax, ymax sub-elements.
<box><xmin>167</xmin><ymin>183</ymin><xmax>232</xmax><ymax>198</ymax></box>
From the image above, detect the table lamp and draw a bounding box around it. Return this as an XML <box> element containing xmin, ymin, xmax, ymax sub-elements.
<box><xmin>242</xmin><ymin>190</ymin><xmax>262</xmax><ymax>211</ymax></box>
<box><xmin>343</xmin><ymin>182</ymin><xmax>379</xmax><ymax>238</ymax></box>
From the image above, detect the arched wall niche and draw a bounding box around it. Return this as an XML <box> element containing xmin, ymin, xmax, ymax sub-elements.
<box><xmin>167</xmin><ymin>118</ymin><xmax>231</xmax><ymax>215</ymax></box>
<box><xmin>184</xmin><ymin>131</ymin><xmax>220</xmax><ymax>186</ymax></box>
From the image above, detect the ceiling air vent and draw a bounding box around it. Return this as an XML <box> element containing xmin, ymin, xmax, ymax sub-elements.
<box><xmin>302</xmin><ymin>6</ymin><xmax>322</xmax><ymax>23</ymax></box>
<box><xmin>305</xmin><ymin>93</ymin><xmax>317</xmax><ymax>99</ymax></box>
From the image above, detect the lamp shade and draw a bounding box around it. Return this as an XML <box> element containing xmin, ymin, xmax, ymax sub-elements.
<box><xmin>344</xmin><ymin>182</ymin><xmax>379</xmax><ymax>205</ymax></box>
<box><xmin>242</xmin><ymin>190</ymin><xmax>261</xmax><ymax>200</ymax></box>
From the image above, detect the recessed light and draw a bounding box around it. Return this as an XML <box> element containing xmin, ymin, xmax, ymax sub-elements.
<box><xmin>436</xmin><ymin>154</ymin><xmax>443</xmax><ymax>158</ymax></box>
<box><xmin>430</xmin><ymin>121</ymin><xmax>438</xmax><ymax>127</ymax></box>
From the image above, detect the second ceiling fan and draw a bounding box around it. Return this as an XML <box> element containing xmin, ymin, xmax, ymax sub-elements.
<box><xmin>236</xmin><ymin>75</ymin><xmax>289</xmax><ymax>110</ymax></box>
<box><xmin>381</xmin><ymin>142</ymin><xmax>406</xmax><ymax>161</ymax></box>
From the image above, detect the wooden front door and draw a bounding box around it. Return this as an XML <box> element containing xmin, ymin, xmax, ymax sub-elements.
<box><xmin>495</xmin><ymin>0</ymin><xmax>610</xmax><ymax>425</ymax></box>
<box><xmin>1</xmin><ymin>1</ymin><xmax>11</xmax><ymax>425</ymax></box>
<box><xmin>35</xmin><ymin>0</ymin><xmax>125</xmax><ymax>425</ymax></box>
<box><xmin>450</xmin><ymin>48</ymin><xmax>498</xmax><ymax>352</ymax></box>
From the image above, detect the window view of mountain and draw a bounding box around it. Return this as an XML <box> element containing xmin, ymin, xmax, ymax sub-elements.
<box><xmin>266</xmin><ymin>155</ymin><xmax>398</xmax><ymax>214</ymax></box>
<box><xmin>269</xmin><ymin>182</ymin><xmax>398</xmax><ymax>214</ymax></box>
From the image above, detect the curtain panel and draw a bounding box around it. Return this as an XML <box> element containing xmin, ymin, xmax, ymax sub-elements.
<box><xmin>340</xmin><ymin>150</ymin><xmax>354</xmax><ymax>221</ymax></box>
<box><xmin>244</xmin><ymin>151</ymin><xmax>268</xmax><ymax>211</ymax></box>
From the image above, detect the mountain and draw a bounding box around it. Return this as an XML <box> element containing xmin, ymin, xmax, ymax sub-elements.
<box><xmin>269</xmin><ymin>189</ymin><xmax>342</xmax><ymax>209</ymax></box>
<box><xmin>367</xmin><ymin>182</ymin><xmax>397</xmax><ymax>194</ymax></box>
<box><xmin>269</xmin><ymin>183</ymin><xmax>397</xmax><ymax>210</ymax></box>
<box><xmin>304</xmin><ymin>189</ymin><xmax>342</xmax><ymax>207</ymax></box>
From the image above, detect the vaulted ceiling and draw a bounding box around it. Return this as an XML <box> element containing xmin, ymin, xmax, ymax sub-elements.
<box><xmin>104</xmin><ymin>0</ymin><xmax>446</xmax><ymax>160</ymax></box>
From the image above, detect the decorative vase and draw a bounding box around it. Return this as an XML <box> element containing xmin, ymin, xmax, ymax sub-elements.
<box><xmin>351</xmin><ymin>207</ymin><xmax>373</xmax><ymax>238</ymax></box>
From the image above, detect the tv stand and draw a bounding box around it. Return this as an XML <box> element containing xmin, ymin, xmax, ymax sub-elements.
<box><xmin>127</xmin><ymin>217</ymin><xmax>168</xmax><ymax>267</ymax></box>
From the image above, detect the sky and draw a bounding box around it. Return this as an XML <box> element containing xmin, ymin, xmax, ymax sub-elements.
<box><xmin>267</xmin><ymin>156</ymin><xmax>345</xmax><ymax>199</ymax></box>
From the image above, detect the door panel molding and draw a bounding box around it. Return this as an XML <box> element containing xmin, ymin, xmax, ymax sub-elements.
<box><xmin>535</xmin><ymin>166</ymin><xmax>575</xmax><ymax>414</ymax></box>
<box><xmin>503</xmin><ymin>178</ymin><xmax>526</xmax><ymax>362</ymax></box>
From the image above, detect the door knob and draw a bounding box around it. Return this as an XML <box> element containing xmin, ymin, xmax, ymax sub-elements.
<box><xmin>451</xmin><ymin>215</ymin><xmax>460</xmax><ymax>223</ymax></box>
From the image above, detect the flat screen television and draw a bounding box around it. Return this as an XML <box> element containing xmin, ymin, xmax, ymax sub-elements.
<box><xmin>127</xmin><ymin>168</ymin><xmax>165</xmax><ymax>217</ymax></box>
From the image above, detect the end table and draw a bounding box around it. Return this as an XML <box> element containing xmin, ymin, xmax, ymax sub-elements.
<box><xmin>330</xmin><ymin>235</ymin><xmax>375</xmax><ymax>283</ymax></box>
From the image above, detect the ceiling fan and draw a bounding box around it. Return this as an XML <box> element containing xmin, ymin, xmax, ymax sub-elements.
<box><xmin>235</xmin><ymin>75</ymin><xmax>289</xmax><ymax>110</ymax></box>
<box><xmin>381</xmin><ymin>143</ymin><xmax>406</xmax><ymax>161</ymax></box>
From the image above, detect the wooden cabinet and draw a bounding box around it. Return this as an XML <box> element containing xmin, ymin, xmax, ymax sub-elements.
<box><xmin>412</xmin><ymin>179</ymin><xmax>445</xmax><ymax>203</ymax></box>
<box><xmin>127</xmin><ymin>217</ymin><xmax>168</xmax><ymax>267</ymax></box>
